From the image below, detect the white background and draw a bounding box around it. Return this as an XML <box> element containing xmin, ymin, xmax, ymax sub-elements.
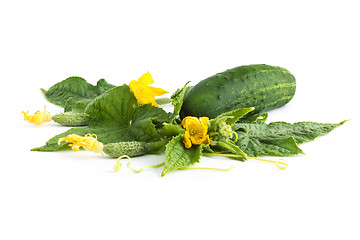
<box><xmin>1</xmin><ymin>0</ymin><xmax>359</xmax><ymax>239</ymax></box>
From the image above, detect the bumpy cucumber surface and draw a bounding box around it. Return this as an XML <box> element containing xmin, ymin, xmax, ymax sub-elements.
<box><xmin>180</xmin><ymin>64</ymin><xmax>296</xmax><ymax>119</ymax></box>
<box><xmin>103</xmin><ymin>139</ymin><xmax>169</xmax><ymax>158</ymax></box>
<box><xmin>52</xmin><ymin>112</ymin><xmax>92</xmax><ymax>126</ymax></box>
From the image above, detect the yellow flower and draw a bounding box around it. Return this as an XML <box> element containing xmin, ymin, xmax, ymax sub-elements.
<box><xmin>58</xmin><ymin>133</ymin><xmax>104</xmax><ymax>153</ymax></box>
<box><xmin>182</xmin><ymin>116</ymin><xmax>210</xmax><ymax>148</ymax></box>
<box><xmin>22</xmin><ymin>106</ymin><xmax>52</xmax><ymax>125</ymax></box>
<box><xmin>129</xmin><ymin>71</ymin><xmax>168</xmax><ymax>107</ymax></box>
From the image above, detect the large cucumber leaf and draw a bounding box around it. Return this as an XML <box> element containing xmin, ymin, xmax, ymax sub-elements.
<box><xmin>41</xmin><ymin>77</ymin><xmax>116</xmax><ymax>112</ymax></box>
<box><xmin>233</xmin><ymin>120</ymin><xmax>347</xmax><ymax>157</ymax></box>
<box><xmin>33</xmin><ymin>85</ymin><xmax>169</xmax><ymax>151</ymax></box>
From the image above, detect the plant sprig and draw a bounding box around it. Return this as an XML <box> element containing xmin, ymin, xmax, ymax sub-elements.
<box><xmin>25</xmin><ymin>75</ymin><xmax>347</xmax><ymax>176</ymax></box>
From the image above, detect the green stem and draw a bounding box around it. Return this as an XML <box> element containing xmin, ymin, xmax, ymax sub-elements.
<box><xmin>210</xmin><ymin>140</ymin><xmax>248</xmax><ymax>160</ymax></box>
<box><xmin>127</xmin><ymin>162</ymin><xmax>165</xmax><ymax>173</ymax></box>
<box><xmin>247</xmin><ymin>156</ymin><xmax>288</xmax><ymax>170</ymax></box>
<box><xmin>156</xmin><ymin>97</ymin><xmax>172</xmax><ymax>105</ymax></box>
<box><xmin>179</xmin><ymin>165</ymin><xmax>234</xmax><ymax>172</ymax></box>
<box><xmin>113</xmin><ymin>155</ymin><xmax>165</xmax><ymax>173</ymax></box>
<box><xmin>203</xmin><ymin>153</ymin><xmax>288</xmax><ymax>170</ymax></box>
<box><xmin>203</xmin><ymin>152</ymin><xmax>245</xmax><ymax>160</ymax></box>
<box><xmin>149</xmin><ymin>138</ymin><xmax>170</xmax><ymax>151</ymax></box>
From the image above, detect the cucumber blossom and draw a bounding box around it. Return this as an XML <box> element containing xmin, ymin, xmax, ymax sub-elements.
<box><xmin>180</xmin><ymin>64</ymin><xmax>296</xmax><ymax>119</ymax></box>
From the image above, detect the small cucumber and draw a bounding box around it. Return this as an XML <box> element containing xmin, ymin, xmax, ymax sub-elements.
<box><xmin>52</xmin><ymin>112</ymin><xmax>92</xmax><ymax>126</ymax></box>
<box><xmin>180</xmin><ymin>64</ymin><xmax>296</xmax><ymax>119</ymax></box>
<box><xmin>103</xmin><ymin>139</ymin><xmax>169</xmax><ymax>158</ymax></box>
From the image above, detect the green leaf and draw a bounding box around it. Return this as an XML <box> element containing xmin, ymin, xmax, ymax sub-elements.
<box><xmin>162</xmin><ymin>135</ymin><xmax>203</xmax><ymax>176</ymax></box>
<box><xmin>86</xmin><ymin>85</ymin><xmax>169</xmax><ymax>142</ymax></box>
<box><xmin>240</xmin><ymin>112</ymin><xmax>268</xmax><ymax>123</ymax></box>
<box><xmin>208</xmin><ymin>107</ymin><xmax>255</xmax><ymax>133</ymax></box>
<box><xmin>159</xmin><ymin>123</ymin><xmax>185</xmax><ymax>138</ymax></box>
<box><xmin>212</xmin><ymin>107</ymin><xmax>255</xmax><ymax>127</ymax></box>
<box><xmin>64</xmin><ymin>97</ymin><xmax>89</xmax><ymax>113</ymax></box>
<box><xmin>41</xmin><ymin>77</ymin><xmax>116</xmax><ymax>112</ymax></box>
<box><xmin>233</xmin><ymin>120</ymin><xmax>347</xmax><ymax>157</ymax></box>
<box><xmin>96</xmin><ymin>78</ymin><xmax>116</xmax><ymax>94</ymax></box>
<box><xmin>129</xmin><ymin>104</ymin><xmax>170</xmax><ymax>141</ymax></box>
<box><xmin>235</xmin><ymin>133</ymin><xmax>304</xmax><ymax>157</ymax></box>
<box><xmin>85</xmin><ymin>84</ymin><xmax>138</xmax><ymax>123</ymax></box>
<box><xmin>170</xmin><ymin>82</ymin><xmax>191</xmax><ymax>122</ymax></box>
<box><xmin>33</xmin><ymin>85</ymin><xmax>169</xmax><ymax>151</ymax></box>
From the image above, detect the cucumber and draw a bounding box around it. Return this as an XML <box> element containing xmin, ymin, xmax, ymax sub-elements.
<box><xmin>52</xmin><ymin>112</ymin><xmax>92</xmax><ymax>126</ymax></box>
<box><xmin>103</xmin><ymin>139</ymin><xmax>169</xmax><ymax>158</ymax></box>
<box><xmin>180</xmin><ymin>64</ymin><xmax>296</xmax><ymax>119</ymax></box>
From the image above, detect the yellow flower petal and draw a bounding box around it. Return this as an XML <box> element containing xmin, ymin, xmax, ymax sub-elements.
<box><xmin>70</xmin><ymin>144</ymin><xmax>81</xmax><ymax>152</ymax></box>
<box><xmin>58</xmin><ymin>133</ymin><xmax>103</xmax><ymax>153</ymax></box>
<box><xmin>182</xmin><ymin>117</ymin><xmax>201</xmax><ymax>130</ymax></box>
<box><xmin>183</xmin><ymin>131</ymin><xmax>192</xmax><ymax>148</ymax></box>
<box><xmin>138</xmin><ymin>71</ymin><xmax>154</xmax><ymax>85</ymax></box>
<box><xmin>22</xmin><ymin>106</ymin><xmax>52</xmax><ymax>125</ymax></box>
<box><xmin>191</xmin><ymin>134</ymin><xmax>210</xmax><ymax>146</ymax></box>
<box><xmin>129</xmin><ymin>71</ymin><xmax>169</xmax><ymax>107</ymax></box>
<box><xmin>182</xmin><ymin>116</ymin><xmax>210</xmax><ymax>148</ymax></box>
<box><xmin>199</xmin><ymin>117</ymin><xmax>209</xmax><ymax>130</ymax></box>
<box><xmin>146</xmin><ymin>86</ymin><xmax>169</xmax><ymax>96</ymax></box>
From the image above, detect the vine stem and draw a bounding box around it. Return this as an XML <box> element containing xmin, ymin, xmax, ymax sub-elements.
<box><xmin>203</xmin><ymin>152</ymin><xmax>245</xmax><ymax>159</ymax></box>
<box><xmin>247</xmin><ymin>157</ymin><xmax>288</xmax><ymax>170</ymax></box>
<box><xmin>127</xmin><ymin>162</ymin><xmax>165</xmax><ymax>173</ymax></box>
<box><xmin>113</xmin><ymin>155</ymin><xmax>165</xmax><ymax>173</ymax></box>
<box><xmin>203</xmin><ymin>152</ymin><xmax>288</xmax><ymax>170</ymax></box>
<box><xmin>113</xmin><ymin>155</ymin><xmax>234</xmax><ymax>174</ymax></box>
<box><xmin>179</xmin><ymin>165</ymin><xmax>234</xmax><ymax>172</ymax></box>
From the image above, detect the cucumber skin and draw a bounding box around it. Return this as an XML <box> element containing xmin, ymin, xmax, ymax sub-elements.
<box><xmin>103</xmin><ymin>141</ymin><xmax>150</xmax><ymax>157</ymax></box>
<box><xmin>52</xmin><ymin>112</ymin><xmax>92</xmax><ymax>126</ymax></box>
<box><xmin>180</xmin><ymin>64</ymin><xmax>296</xmax><ymax>119</ymax></box>
<box><xmin>103</xmin><ymin>139</ymin><xmax>169</xmax><ymax>158</ymax></box>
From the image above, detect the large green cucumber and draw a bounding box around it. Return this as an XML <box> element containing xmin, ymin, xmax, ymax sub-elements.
<box><xmin>180</xmin><ymin>64</ymin><xmax>296</xmax><ymax>119</ymax></box>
